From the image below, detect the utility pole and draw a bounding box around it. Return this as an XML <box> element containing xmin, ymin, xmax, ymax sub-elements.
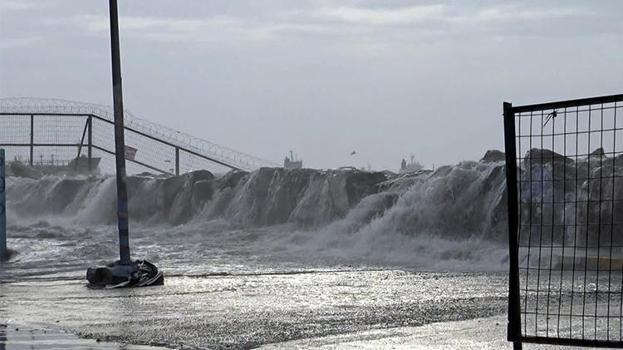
<box><xmin>109</xmin><ymin>0</ymin><xmax>131</xmax><ymax>265</ymax></box>
<box><xmin>86</xmin><ymin>0</ymin><xmax>163</xmax><ymax>288</ymax></box>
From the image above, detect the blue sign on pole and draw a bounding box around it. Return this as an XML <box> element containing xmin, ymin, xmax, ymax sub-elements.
<box><xmin>0</xmin><ymin>148</ymin><xmax>6</xmax><ymax>261</ymax></box>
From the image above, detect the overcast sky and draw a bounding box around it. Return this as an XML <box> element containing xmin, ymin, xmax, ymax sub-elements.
<box><xmin>1</xmin><ymin>0</ymin><xmax>622</xmax><ymax>171</ymax></box>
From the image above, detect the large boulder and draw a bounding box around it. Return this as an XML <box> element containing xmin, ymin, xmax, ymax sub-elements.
<box><xmin>480</xmin><ymin>150</ymin><xmax>505</xmax><ymax>163</ymax></box>
<box><xmin>524</xmin><ymin>148</ymin><xmax>573</xmax><ymax>165</ymax></box>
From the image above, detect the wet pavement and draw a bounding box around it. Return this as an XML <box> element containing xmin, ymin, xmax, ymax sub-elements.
<box><xmin>0</xmin><ymin>270</ymin><xmax>508</xmax><ymax>349</ymax></box>
<box><xmin>0</xmin><ymin>323</ymin><xmax>165</xmax><ymax>350</ymax></box>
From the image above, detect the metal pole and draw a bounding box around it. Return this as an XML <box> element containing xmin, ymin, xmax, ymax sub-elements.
<box><xmin>87</xmin><ymin>116</ymin><xmax>93</xmax><ymax>172</ymax></box>
<box><xmin>503</xmin><ymin>102</ymin><xmax>522</xmax><ymax>350</ymax></box>
<box><xmin>0</xmin><ymin>149</ymin><xmax>5</xmax><ymax>261</ymax></box>
<box><xmin>29</xmin><ymin>114</ymin><xmax>34</xmax><ymax>166</ymax></box>
<box><xmin>175</xmin><ymin>147</ymin><xmax>180</xmax><ymax>176</ymax></box>
<box><xmin>109</xmin><ymin>0</ymin><xmax>131</xmax><ymax>265</ymax></box>
<box><xmin>75</xmin><ymin>118</ymin><xmax>89</xmax><ymax>170</ymax></box>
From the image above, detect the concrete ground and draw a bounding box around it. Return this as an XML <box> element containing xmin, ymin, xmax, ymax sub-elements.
<box><xmin>2</xmin><ymin>316</ymin><xmax>604</xmax><ymax>350</ymax></box>
<box><xmin>261</xmin><ymin>315</ymin><xmax>602</xmax><ymax>350</ymax></box>
<box><xmin>0</xmin><ymin>324</ymin><xmax>166</xmax><ymax>350</ymax></box>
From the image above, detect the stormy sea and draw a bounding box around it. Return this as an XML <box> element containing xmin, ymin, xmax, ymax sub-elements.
<box><xmin>6</xmin><ymin>148</ymin><xmax>607</xmax><ymax>349</ymax></box>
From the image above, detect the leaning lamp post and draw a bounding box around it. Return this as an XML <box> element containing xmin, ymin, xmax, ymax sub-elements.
<box><xmin>85</xmin><ymin>0</ymin><xmax>163</xmax><ymax>288</ymax></box>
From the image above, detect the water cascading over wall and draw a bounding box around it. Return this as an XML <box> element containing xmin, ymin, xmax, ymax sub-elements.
<box><xmin>6</xmin><ymin>153</ymin><xmax>511</xmax><ymax>242</ymax></box>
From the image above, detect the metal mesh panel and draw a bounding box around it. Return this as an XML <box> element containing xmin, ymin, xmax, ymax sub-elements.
<box><xmin>0</xmin><ymin>115</ymin><xmax>30</xmax><ymax>144</ymax></box>
<box><xmin>0</xmin><ymin>116</ymin><xmax>31</xmax><ymax>163</ymax></box>
<box><xmin>505</xmin><ymin>94</ymin><xmax>623</xmax><ymax>348</ymax></box>
<box><xmin>33</xmin><ymin>115</ymin><xmax>85</xmax><ymax>166</ymax></box>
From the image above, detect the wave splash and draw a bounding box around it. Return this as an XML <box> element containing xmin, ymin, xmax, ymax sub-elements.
<box><xmin>6</xmin><ymin>155</ymin><xmax>510</xmax><ymax>270</ymax></box>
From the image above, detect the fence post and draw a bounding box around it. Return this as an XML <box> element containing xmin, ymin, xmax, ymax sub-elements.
<box><xmin>175</xmin><ymin>147</ymin><xmax>180</xmax><ymax>176</ymax></box>
<box><xmin>0</xmin><ymin>149</ymin><xmax>6</xmax><ymax>261</ymax></box>
<box><xmin>503</xmin><ymin>102</ymin><xmax>522</xmax><ymax>350</ymax></box>
<box><xmin>29</xmin><ymin>114</ymin><xmax>34</xmax><ymax>166</ymax></box>
<box><xmin>88</xmin><ymin>115</ymin><xmax>93</xmax><ymax>171</ymax></box>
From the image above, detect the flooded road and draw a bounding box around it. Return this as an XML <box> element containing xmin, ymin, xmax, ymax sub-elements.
<box><xmin>1</xmin><ymin>265</ymin><xmax>507</xmax><ymax>349</ymax></box>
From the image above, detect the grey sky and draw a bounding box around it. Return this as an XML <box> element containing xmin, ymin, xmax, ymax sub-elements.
<box><xmin>1</xmin><ymin>0</ymin><xmax>622</xmax><ymax>171</ymax></box>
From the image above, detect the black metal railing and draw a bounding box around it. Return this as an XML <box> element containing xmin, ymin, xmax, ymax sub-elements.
<box><xmin>504</xmin><ymin>94</ymin><xmax>623</xmax><ymax>349</ymax></box>
<box><xmin>0</xmin><ymin>97</ymin><xmax>278</xmax><ymax>174</ymax></box>
<box><xmin>0</xmin><ymin>112</ymin><xmax>244</xmax><ymax>175</ymax></box>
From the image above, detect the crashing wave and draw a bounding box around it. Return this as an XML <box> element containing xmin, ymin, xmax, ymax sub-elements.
<box><xmin>7</xmin><ymin>157</ymin><xmax>508</xmax><ymax>238</ymax></box>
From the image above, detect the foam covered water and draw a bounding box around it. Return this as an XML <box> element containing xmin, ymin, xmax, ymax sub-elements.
<box><xmin>4</xmin><ymin>158</ymin><xmax>510</xmax><ymax>278</ymax></box>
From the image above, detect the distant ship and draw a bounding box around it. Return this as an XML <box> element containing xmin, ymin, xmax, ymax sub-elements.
<box><xmin>399</xmin><ymin>155</ymin><xmax>424</xmax><ymax>173</ymax></box>
<box><xmin>284</xmin><ymin>150</ymin><xmax>302</xmax><ymax>169</ymax></box>
<box><xmin>9</xmin><ymin>155</ymin><xmax>101</xmax><ymax>178</ymax></box>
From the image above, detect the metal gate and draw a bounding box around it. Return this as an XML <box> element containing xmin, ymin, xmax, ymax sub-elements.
<box><xmin>504</xmin><ymin>94</ymin><xmax>623</xmax><ymax>349</ymax></box>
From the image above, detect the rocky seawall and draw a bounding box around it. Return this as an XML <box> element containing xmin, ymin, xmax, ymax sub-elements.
<box><xmin>6</xmin><ymin>152</ymin><xmax>510</xmax><ymax>243</ymax></box>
